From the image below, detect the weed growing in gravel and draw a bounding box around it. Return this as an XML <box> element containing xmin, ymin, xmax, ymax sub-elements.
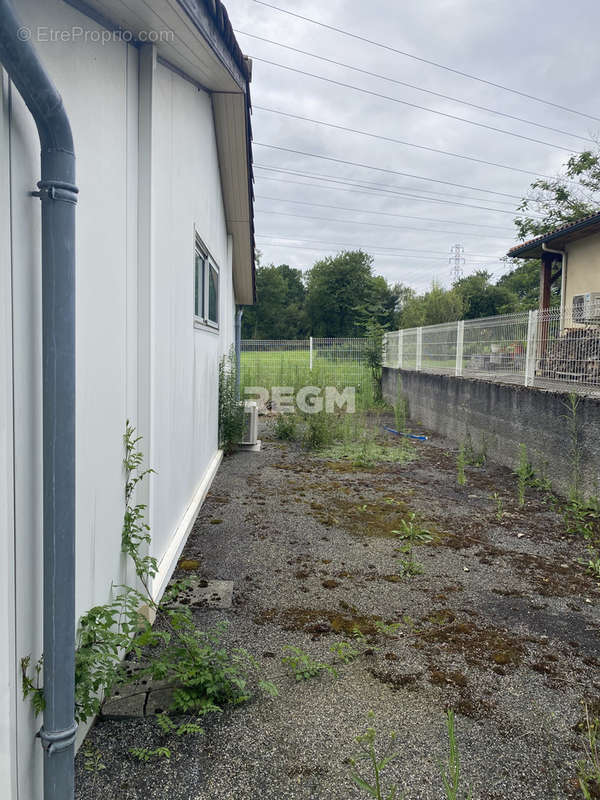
<box><xmin>83</xmin><ymin>744</ymin><xmax>106</xmax><ymax>793</ymax></box>
<box><xmin>281</xmin><ymin>646</ymin><xmax>337</xmax><ymax>682</ymax></box>
<box><xmin>515</xmin><ymin>443</ymin><xmax>534</xmax><ymax>507</ymax></box>
<box><xmin>349</xmin><ymin>710</ymin><xmax>471</xmax><ymax>800</ymax></box>
<box><xmin>129</xmin><ymin>746</ymin><xmax>172</xmax><ymax>763</ymax></box>
<box><xmin>273</xmin><ymin>412</ymin><xmax>299</xmax><ymax>441</ymax></box>
<box><xmin>577</xmin><ymin>705</ymin><xmax>600</xmax><ymax>799</ymax></box>
<box><xmin>441</xmin><ymin>710</ymin><xmax>472</xmax><ymax>800</ymax></box>
<box><xmin>490</xmin><ymin>492</ymin><xmax>504</xmax><ymax>520</ymax></box>
<box><xmin>349</xmin><ymin>711</ymin><xmax>399</xmax><ymax>800</ymax></box>
<box><xmin>393</xmin><ymin>513</ymin><xmax>430</xmax><ymax>577</ymax></box>
<box><xmin>374</xmin><ymin>621</ymin><xmax>402</xmax><ymax>638</ymax></box>
<box><xmin>457</xmin><ymin>445</ymin><xmax>466</xmax><ymax>486</ymax></box>
<box><xmin>330</xmin><ymin>641</ymin><xmax>360</xmax><ymax>664</ymax></box>
<box><xmin>303</xmin><ymin>410</ymin><xmax>336</xmax><ymax>450</ymax></box>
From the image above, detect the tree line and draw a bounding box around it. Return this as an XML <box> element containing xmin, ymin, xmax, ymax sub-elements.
<box><xmin>242</xmin><ymin>147</ymin><xmax>600</xmax><ymax>339</ymax></box>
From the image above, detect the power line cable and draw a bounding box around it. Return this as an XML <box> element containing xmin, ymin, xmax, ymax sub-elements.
<box><xmin>256</xmin><ymin>233</ymin><xmax>501</xmax><ymax>259</ymax></box>
<box><xmin>256</xmin><ymin>193</ymin><xmax>516</xmax><ymax>231</ymax></box>
<box><xmin>257</xmin><ymin>240</ymin><xmax>502</xmax><ymax>264</ymax></box>
<box><xmin>254</xmin><ymin>164</ymin><xmax>528</xmax><ymax>212</ymax></box>
<box><xmin>253</xmin><ymin>104</ymin><xmax>560</xmax><ymax>178</ymax></box>
<box><xmin>248</xmin><ymin>0</ymin><xmax>600</xmax><ymax>123</ymax></box>
<box><xmin>257</xmin><ymin>208</ymin><xmax>513</xmax><ymax>239</ymax></box>
<box><xmin>254</xmin><ymin>142</ymin><xmax>526</xmax><ymax>199</ymax></box>
<box><xmin>239</xmin><ymin>30</ymin><xmax>592</xmax><ymax>144</ymax></box>
<box><xmin>252</xmin><ymin>57</ymin><xmax>588</xmax><ymax>151</ymax></box>
<box><xmin>255</xmin><ymin>173</ymin><xmax>519</xmax><ymax>222</ymax></box>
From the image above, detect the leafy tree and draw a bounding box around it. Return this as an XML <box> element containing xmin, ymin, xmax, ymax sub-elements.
<box><xmin>242</xmin><ymin>262</ymin><xmax>307</xmax><ymax>339</ymax></box>
<box><xmin>305</xmin><ymin>250</ymin><xmax>396</xmax><ymax>337</ymax></box>
<box><xmin>398</xmin><ymin>281</ymin><xmax>463</xmax><ymax>328</ymax></box>
<box><xmin>496</xmin><ymin>259</ymin><xmax>560</xmax><ymax>310</ymax></box>
<box><xmin>515</xmin><ymin>147</ymin><xmax>600</xmax><ymax>240</ymax></box>
<box><xmin>453</xmin><ymin>270</ymin><xmax>518</xmax><ymax>318</ymax></box>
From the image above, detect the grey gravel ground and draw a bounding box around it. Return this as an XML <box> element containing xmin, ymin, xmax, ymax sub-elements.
<box><xmin>76</xmin><ymin>416</ymin><xmax>600</xmax><ymax>800</ymax></box>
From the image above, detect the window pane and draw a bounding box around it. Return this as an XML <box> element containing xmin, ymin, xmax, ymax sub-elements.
<box><xmin>194</xmin><ymin>252</ymin><xmax>205</xmax><ymax>317</ymax></box>
<box><xmin>208</xmin><ymin>264</ymin><xmax>218</xmax><ymax>324</ymax></box>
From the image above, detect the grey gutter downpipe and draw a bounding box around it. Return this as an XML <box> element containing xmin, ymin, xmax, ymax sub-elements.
<box><xmin>0</xmin><ymin>3</ymin><xmax>78</xmax><ymax>800</ymax></box>
<box><xmin>235</xmin><ymin>306</ymin><xmax>243</xmax><ymax>400</ymax></box>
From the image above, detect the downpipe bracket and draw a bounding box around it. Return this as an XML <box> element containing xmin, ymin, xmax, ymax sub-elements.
<box><xmin>37</xmin><ymin>722</ymin><xmax>78</xmax><ymax>755</ymax></box>
<box><xmin>31</xmin><ymin>179</ymin><xmax>79</xmax><ymax>204</ymax></box>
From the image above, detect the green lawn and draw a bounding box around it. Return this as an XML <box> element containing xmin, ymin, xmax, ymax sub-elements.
<box><xmin>240</xmin><ymin>349</ymin><xmax>377</xmax><ymax>409</ymax></box>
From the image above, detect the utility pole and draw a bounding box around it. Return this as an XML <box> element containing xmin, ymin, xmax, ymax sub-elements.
<box><xmin>449</xmin><ymin>243</ymin><xmax>465</xmax><ymax>283</ymax></box>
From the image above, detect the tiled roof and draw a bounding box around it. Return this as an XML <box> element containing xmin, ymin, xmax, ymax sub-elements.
<box><xmin>508</xmin><ymin>211</ymin><xmax>600</xmax><ymax>257</ymax></box>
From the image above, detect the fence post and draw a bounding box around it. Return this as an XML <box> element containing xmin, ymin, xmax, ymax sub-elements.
<box><xmin>455</xmin><ymin>320</ymin><xmax>464</xmax><ymax>377</ymax></box>
<box><xmin>309</xmin><ymin>336</ymin><xmax>313</xmax><ymax>371</ymax></box>
<box><xmin>524</xmin><ymin>310</ymin><xmax>538</xmax><ymax>387</ymax></box>
<box><xmin>416</xmin><ymin>327</ymin><xmax>422</xmax><ymax>371</ymax></box>
<box><xmin>398</xmin><ymin>330</ymin><xmax>403</xmax><ymax>369</ymax></box>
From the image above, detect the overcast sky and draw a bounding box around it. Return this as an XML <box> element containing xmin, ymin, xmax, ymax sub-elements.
<box><xmin>224</xmin><ymin>0</ymin><xmax>600</xmax><ymax>291</ymax></box>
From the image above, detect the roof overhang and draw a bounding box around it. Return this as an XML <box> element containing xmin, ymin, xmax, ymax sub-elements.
<box><xmin>65</xmin><ymin>0</ymin><xmax>256</xmax><ymax>302</ymax></box>
<box><xmin>507</xmin><ymin>212</ymin><xmax>600</xmax><ymax>260</ymax></box>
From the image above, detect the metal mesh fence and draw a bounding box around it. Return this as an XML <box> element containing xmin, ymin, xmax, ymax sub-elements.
<box><xmin>240</xmin><ymin>337</ymin><xmax>377</xmax><ymax>406</ymax></box>
<box><xmin>383</xmin><ymin>302</ymin><xmax>600</xmax><ymax>395</ymax></box>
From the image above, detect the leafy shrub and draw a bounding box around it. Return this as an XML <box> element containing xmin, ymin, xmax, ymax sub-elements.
<box><xmin>274</xmin><ymin>413</ymin><xmax>299</xmax><ymax>441</ymax></box>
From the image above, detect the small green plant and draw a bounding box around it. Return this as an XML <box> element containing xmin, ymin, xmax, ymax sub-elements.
<box><xmin>564</xmin><ymin>496</ymin><xmax>600</xmax><ymax>541</ymax></box>
<box><xmin>303</xmin><ymin>410</ymin><xmax>335</xmax><ymax>450</ymax></box>
<box><xmin>281</xmin><ymin>645</ymin><xmax>337</xmax><ymax>681</ymax></box>
<box><xmin>349</xmin><ymin>712</ymin><xmax>399</xmax><ymax>800</ymax></box>
<box><xmin>218</xmin><ymin>349</ymin><xmax>245</xmax><ymax>455</ymax></box>
<box><xmin>393</xmin><ymin>513</ymin><xmax>432</xmax><ymax>544</ymax></box>
<box><xmin>464</xmin><ymin>432</ymin><xmax>486</xmax><ymax>467</ymax></box>
<box><xmin>515</xmin><ymin>443</ymin><xmax>534</xmax><ymax>507</ymax></box>
<box><xmin>273</xmin><ymin>412</ymin><xmax>299</xmax><ymax>441</ymax></box>
<box><xmin>457</xmin><ymin>444</ymin><xmax>466</xmax><ymax>486</ymax></box>
<box><xmin>22</xmin><ymin>423</ymin><xmax>276</xmax><ymax>729</ymax></box>
<box><xmin>585</xmin><ymin>550</ymin><xmax>600</xmax><ymax>581</ymax></box>
<box><xmin>330</xmin><ymin>641</ymin><xmax>359</xmax><ymax>664</ymax></box>
<box><xmin>577</xmin><ymin>705</ymin><xmax>600</xmax><ymax>799</ymax></box>
<box><xmin>392</xmin><ymin>513</ymin><xmax>430</xmax><ymax>577</ymax></box>
<box><xmin>490</xmin><ymin>492</ymin><xmax>504</xmax><ymax>521</ymax></box>
<box><xmin>440</xmin><ymin>710</ymin><xmax>472</xmax><ymax>800</ymax></box>
<box><xmin>21</xmin><ymin>655</ymin><xmax>45</xmax><ymax>715</ymax></box>
<box><xmin>352</xmin><ymin>626</ymin><xmax>368</xmax><ymax>644</ymax></box>
<box><xmin>83</xmin><ymin>743</ymin><xmax>106</xmax><ymax>793</ymax></box>
<box><xmin>374</xmin><ymin>621</ymin><xmax>402</xmax><ymax>638</ymax></box>
<box><xmin>129</xmin><ymin>746</ymin><xmax>172</xmax><ymax>762</ymax></box>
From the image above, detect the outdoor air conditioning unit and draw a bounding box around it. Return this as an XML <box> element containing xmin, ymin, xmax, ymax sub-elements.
<box><xmin>572</xmin><ymin>292</ymin><xmax>600</xmax><ymax>322</ymax></box>
<box><xmin>239</xmin><ymin>400</ymin><xmax>260</xmax><ymax>451</ymax></box>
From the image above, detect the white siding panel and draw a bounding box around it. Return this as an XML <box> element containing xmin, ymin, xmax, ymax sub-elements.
<box><xmin>150</xmin><ymin>63</ymin><xmax>233</xmax><ymax>572</ymax></box>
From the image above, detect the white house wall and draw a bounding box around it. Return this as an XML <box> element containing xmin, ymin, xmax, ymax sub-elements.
<box><xmin>2</xmin><ymin>2</ymin><xmax>237</xmax><ymax>797</ymax></box>
<box><xmin>149</xmin><ymin>61</ymin><xmax>234</xmax><ymax>582</ymax></box>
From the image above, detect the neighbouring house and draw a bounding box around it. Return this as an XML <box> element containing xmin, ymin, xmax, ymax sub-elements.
<box><xmin>508</xmin><ymin>212</ymin><xmax>600</xmax><ymax>318</ymax></box>
<box><xmin>0</xmin><ymin>0</ymin><xmax>254</xmax><ymax>797</ymax></box>
<box><xmin>508</xmin><ymin>213</ymin><xmax>600</xmax><ymax>385</ymax></box>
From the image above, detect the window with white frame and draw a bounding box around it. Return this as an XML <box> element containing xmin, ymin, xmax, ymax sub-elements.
<box><xmin>194</xmin><ymin>236</ymin><xmax>219</xmax><ymax>328</ymax></box>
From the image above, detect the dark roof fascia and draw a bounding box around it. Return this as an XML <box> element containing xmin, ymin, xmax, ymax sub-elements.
<box><xmin>508</xmin><ymin>212</ymin><xmax>600</xmax><ymax>258</ymax></box>
<box><xmin>176</xmin><ymin>0</ymin><xmax>250</xmax><ymax>92</ymax></box>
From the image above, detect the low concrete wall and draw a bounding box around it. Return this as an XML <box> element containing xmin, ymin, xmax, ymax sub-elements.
<box><xmin>383</xmin><ymin>368</ymin><xmax>600</xmax><ymax>498</ymax></box>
